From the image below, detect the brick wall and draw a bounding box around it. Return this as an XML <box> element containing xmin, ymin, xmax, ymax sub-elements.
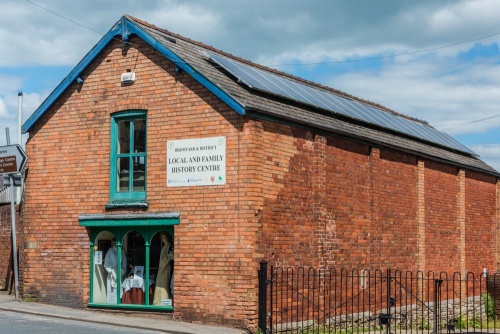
<box><xmin>423</xmin><ymin>160</ymin><xmax>460</xmax><ymax>272</ymax></box>
<box><xmin>22</xmin><ymin>36</ymin><xmax>259</xmax><ymax>327</ymax></box>
<box><xmin>373</xmin><ymin>148</ymin><xmax>418</xmax><ymax>270</ymax></box>
<box><xmin>0</xmin><ymin>205</ymin><xmax>12</xmax><ymax>291</ymax></box>
<box><xmin>0</xmin><ymin>204</ymin><xmax>22</xmax><ymax>292</ymax></box>
<box><xmin>17</xmin><ymin>32</ymin><xmax>500</xmax><ymax>330</ymax></box>
<box><xmin>465</xmin><ymin>171</ymin><xmax>497</xmax><ymax>274</ymax></box>
<box><xmin>256</xmin><ymin>121</ymin><xmax>499</xmax><ymax>276</ymax></box>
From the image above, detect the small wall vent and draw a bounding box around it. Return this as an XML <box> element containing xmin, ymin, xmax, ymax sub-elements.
<box><xmin>121</xmin><ymin>72</ymin><xmax>136</xmax><ymax>83</ymax></box>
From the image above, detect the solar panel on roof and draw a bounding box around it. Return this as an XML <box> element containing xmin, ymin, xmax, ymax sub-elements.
<box><xmin>205</xmin><ymin>52</ymin><xmax>477</xmax><ymax>156</ymax></box>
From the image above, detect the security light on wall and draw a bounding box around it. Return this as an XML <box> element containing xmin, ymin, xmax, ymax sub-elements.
<box><xmin>121</xmin><ymin>71</ymin><xmax>136</xmax><ymax>83</ymax></box>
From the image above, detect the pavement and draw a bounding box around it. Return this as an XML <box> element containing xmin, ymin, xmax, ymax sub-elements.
<box><xmin>0</xmin><ymin>291</ymin><xmax>248</xmax><ymax>334</ymax></box>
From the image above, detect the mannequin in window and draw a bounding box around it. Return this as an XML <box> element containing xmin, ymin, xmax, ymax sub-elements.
<box><xmin>153</xmin><ymin>232</ymin><xmax>174</xmax><ymax>305</ymax></box>
<box><xmin>104</xmin><ymin>238</ymin><xmax>127</xmax><ymax>300</ymax></box>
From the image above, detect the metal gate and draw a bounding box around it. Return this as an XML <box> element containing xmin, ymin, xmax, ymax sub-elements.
<box><xmin>258</xmin><ymin>261</ymin><xmax>499</xmax><ymax>334</ymax></box>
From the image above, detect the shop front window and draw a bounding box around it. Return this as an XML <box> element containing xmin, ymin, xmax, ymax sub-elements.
<box><xmin>80</xmin><ymin>213</ymin><xmax>179</xmax><ymax>310</ymax></box>
<box><xmin>93</xmin><ymin>231</ymin><xmax>115</xmax><ymax>304</ymax></box>
<box><xmin>122</xmin><ymin>230</ymin><xmax>145</xmax><ymax>305</ymax></box>
<box><xmin>151</xmin><ymin>231</ymin><xmax>174</xmax><ymax>306</ymax></box>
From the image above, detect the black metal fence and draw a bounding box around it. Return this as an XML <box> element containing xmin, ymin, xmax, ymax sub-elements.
<box><xmin>258</xmin><ymin>261</ymin><xmax>500</xmax><ymax>334</ymax></box>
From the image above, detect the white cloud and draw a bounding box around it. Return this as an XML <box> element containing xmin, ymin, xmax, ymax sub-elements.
<box><xmin>328</xmin><ymin>53</ymin><xmax>500</xmax><ymax>136</ymax></box>
<box><xmin>0</xmin><ymin>97</ymin><xmax>7</xmax><ymax>118</ymax></box>
<box><xmin>0</xmin><ymin>2</ymin><xmax>103</xmax><ymax>67</ymax></box>
<box><xmin>145</xmin><ymin>4</ymin><xmax>221</xmax><ymax>41</ymax></box>
<box><xmin>472</xmin><ymin>144</ymin><xmax>500</xmax><ymax>156</ymax></box>
<box><xmin>470</xmin><ymin>144</ymin><xmax>500</xmax><ymax>172</ymax></box>
<box><xmin>1</xmin><ymin>0</ymin><xmax>499</xmax><ymax>67</ymax></box>
<box><xmin>428</xmin><ymin>0</ymin><xmax>500</xmax><ymax>33</ymax></box>
<box><xmin>0</xmin><ymin>92</ymin><xmax>44</xmax><ymax>147</ymax></box>
<box><xmin>0</xmin><ymin>74</ymin><xmax>22</xmax><ymax>94</ymax></box>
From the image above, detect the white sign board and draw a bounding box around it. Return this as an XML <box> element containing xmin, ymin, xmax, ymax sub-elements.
<box><xmin>94</xmin><ymin>251</ymin><xmax>103</xmax><ymax>265</ymax></box>
<box><xmin>0</xmin><ymin>144</ymin><xmax>28</xmax><ymax>175</ymax></box>
<box><xmin>134</xmin><ymin>265</ymin><xmax>144</xmax><ymax>279</ymax></box>
<box><xmin>167</xmin><ymin>136</ymin><xmax>226</xmax><ymax>187</ymax></box>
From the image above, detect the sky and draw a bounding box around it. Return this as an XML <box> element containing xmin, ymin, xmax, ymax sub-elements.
<box><xmin>0</xmin><ymin>0</ymin><xmax>499</xmax><ymax>171</ymax></box>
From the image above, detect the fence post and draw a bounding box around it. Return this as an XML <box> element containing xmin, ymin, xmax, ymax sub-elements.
<box><xmin>434</xmin><ymin>279</ymin><xmax>443</xmax><ymax>331</ymax></box>
<box><xmin>386</xmin><ymin>269</ymin><xmax>391</xmax><ymax>334</ymax></box>
<box><xmin>258</xmin><ymin>260</ymin><xmax>268</xmax><ymax>333</ymax></box>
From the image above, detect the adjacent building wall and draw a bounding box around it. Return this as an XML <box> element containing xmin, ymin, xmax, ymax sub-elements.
<box><xmin>0</xmin><ymin>204</ymin><xmax>22</xmax><ymax>292</ymax></box>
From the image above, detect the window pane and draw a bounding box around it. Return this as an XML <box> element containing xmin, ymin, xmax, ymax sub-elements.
<box><xmin>133</xmin><ymin>119</ymin><xmax>146</xmax><ymax>153</ymax></box>
<box><xmin>152</xmin><ymin>231</ymin><xmax>174</xmax><ymax>305</ymax></box>
<box><xmin>117</xmin><ymin>157</ymin><xmax>130</xmax><ymax>192</ymax></box>
<box><xmin>93</xmin><ymin>233</ymin><xmax>126</xmax><ymax>305</ymax></box>
<box><xmin>122</xmin><ymin>231</ymin><xmax>145</xmax><ymax>305</ymax></box>
<box><xmin>110</xmin><ymin>112</ymin><xmax>147</xmax><ymax>203</ymax></box>
<box><xmin>93</xmin><ymin>231</ymin><xmax>115</xmax><ymax>304</ymax></box>
<box><xmin>133</xmin><ymin>156</ymin><xmax>146</xmax><ymax>191</ymax></box>
<box><xmin>118</xmin><ymin>120</ymin><xmax>130</xmax><ymax>154</ymax></box>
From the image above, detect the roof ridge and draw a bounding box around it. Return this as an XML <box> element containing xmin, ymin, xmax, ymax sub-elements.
<box><xmin>125</xmin><ymin>14</ymin><xmax>429</xmax><ymax>126</ymax></box>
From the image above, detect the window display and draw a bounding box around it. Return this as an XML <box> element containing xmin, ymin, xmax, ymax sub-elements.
<box><xmin>104</xmin><ymin>237</ymin><xmax>127</xmax><ymax>304</ymax></box>
<box><xmin>153</xmin><ymin>232</ymin><xmax>174</xmax><ymax>305</ymax></box>
<box><xmin>122</xmin><ymin>231</ymin><xmax>145</xmax><ymax>305</ymax></box>
<box><xmin>81</xmin><ymin>218</ymin><xmax>177</xmax><ymax>310</ymax></box>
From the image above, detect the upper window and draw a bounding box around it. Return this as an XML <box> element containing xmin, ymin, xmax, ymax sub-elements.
<box><xmin>110</xmin><ymin>111</ymin><xmax>147</xmax><ymax>203</ymax></box>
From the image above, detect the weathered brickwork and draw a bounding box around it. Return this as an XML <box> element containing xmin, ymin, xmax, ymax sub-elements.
<box><xmin>498</xmin><ymin>180</ymin><xmax>500</xmax><ymax>269</ymax></box>
<box><xmin>9</xmin><ymin>32</ymin><xmax>499</xmax><ymax>331</ymax></box>
<box><xmin>0</xmin><ymin>205</ymin><xmax>13</xmax><ymax>290</ymax></box>
<box><xmin>371</xmin><ymin>149</ymin><xmax>418</xmax><ymax>270</ymax></box>
<box><xmin>0</xmin><ymin>203</ymin><xmax>23</xmax><ymax>293</ymax></box>
<box><xmin>22</xmin><ymin>37</ymin><xmax>259</xmax><ymax>326</ymax></box>
<box><xmin>465</xmin><ymin>171</ymin><xmax>497</xmax><ymax>274</ymax></box>
<box><xmin>255</xmin><ymin>118</ymin><xmax>498</xmax><ymax>277</ymax></box>
<box><xmin>423</xmin><ymin>161</ymin><xmax>460</xmax><ymax>273</ymax></box>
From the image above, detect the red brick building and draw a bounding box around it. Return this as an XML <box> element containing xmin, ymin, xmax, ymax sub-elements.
<box><xmin>11</xmin><ymin>15</ymin><xmax>500</xmax><ymax>330</ymax></box>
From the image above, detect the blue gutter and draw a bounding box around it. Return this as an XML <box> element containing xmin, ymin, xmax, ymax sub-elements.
<box><xmin>22</xmin><ymin>16</ymin><xmax>246</xmax><ymax>133</ymax></box>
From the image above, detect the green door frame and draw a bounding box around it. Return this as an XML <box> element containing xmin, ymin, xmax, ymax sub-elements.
<box><xmin>80</xmin><ymin>212</ymin><xmax>179</xmax><ymax>311</ymax></box>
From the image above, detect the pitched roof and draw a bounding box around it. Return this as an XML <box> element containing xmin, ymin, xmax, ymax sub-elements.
<box><xmin>22</xmin><ymin>15</ymin><xmax>499</xmax><ymax>177</ymax></box>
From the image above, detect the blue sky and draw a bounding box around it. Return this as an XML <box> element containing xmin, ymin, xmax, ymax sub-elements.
<box><xmin>0</xmin><ymin>0</ymin><xmax>499</xmax><ymax>171</ymax></box>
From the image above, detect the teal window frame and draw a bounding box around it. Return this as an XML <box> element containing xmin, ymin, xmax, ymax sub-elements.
<box><xmin>109</xmin><ymin>110</ymin><xmax>147</xmax><ymax>205</ymax></box>
<box><xmin>80</xmin><ymin>213</ymin><xmax>179</xmax><ymax>311</ymax></box>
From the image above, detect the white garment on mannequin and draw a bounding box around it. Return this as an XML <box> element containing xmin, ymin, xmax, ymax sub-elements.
<box><xmin>153</xmin><ymin>239</ymin><xmax>173</xmax><ymax>305</ymax></box>
<box><xmin>104</xmin><ymin>245</ymin><xmax>127</xmax><ymax>302</ymax></box>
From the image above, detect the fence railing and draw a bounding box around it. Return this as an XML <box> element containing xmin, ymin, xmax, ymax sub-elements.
<box><xmin>0</xmin><ymin>180</ymin><xmax>23</xmax><ymax>204</ymax></box>
<box><xmin>0</xmin><ymin>184</ymin><xmax>11</xmax><ymax>203</ymax></box>
<box><xmin>258</xmin><ymin>261</ymin><xmax>500</xmax><ymax>334</ymax></box>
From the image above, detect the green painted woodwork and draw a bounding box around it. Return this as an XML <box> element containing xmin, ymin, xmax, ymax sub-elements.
<box><xmin>110</xmin><ymin>110</ymin><xmax>147</xmax><ymax>203</ymax></box>
<box><xmin>80</xmin><ymin>217</ymin><xmax>179</xmax><ymax>227</ymax></box>
<box><xmin>80</xmin><ymin>214</ymin><xmax>177</xmax><ymax>310</ymax></box>
<box><xmin>89</xmin><ymin>240</ymin><xmax>95</xmax><ymax>304</ymax></box>
<box><xmin>88</xmin><ymin>303</ymin><xmax>173</xmax><ymax>311</ymax></box>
